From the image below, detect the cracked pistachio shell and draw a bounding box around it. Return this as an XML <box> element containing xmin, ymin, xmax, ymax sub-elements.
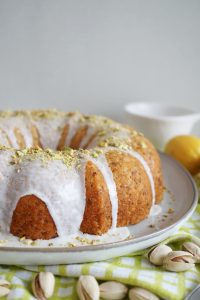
<box><xmin>148</xmin><ymin>244</ymin><xmax>172</xmax><ymax>266</ymax></box>
<box><xmin>163</xmin><ymin>251</ymin><xmax>195</xmax><ymax>272</ymax></box>
<box><xmin>182</xmin><ymin>242</ymin><xmax>200</xmax><ymax>263</ymax></box>
<box><xmin>0</xmin><ymin>280</ymin><xmax>10</xmax><ymax>297</ymax></box>
<box><xmin>100</xmin><ymin>281</ymin><xmax>128</xmax><ymax>300</ymax></box>
<box><xmin>32</xmin><ymin>272</ymin><xmax>55</xmax><ymax>300</ymax></box>
<box><xmin>129</xmin><ymin>287</ymin><xmax>160</xmax><ymax>300</ymax></box>
<box><xmin>76</xmin><ymin>275</ymin><xmax>99</xmax><ymax>300</ymax></box>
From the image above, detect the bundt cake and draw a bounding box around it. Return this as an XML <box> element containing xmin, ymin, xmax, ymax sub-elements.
<box><xmin>0</xmin><ymin>110</ymin><xmax>164</xmax><ymax>241</ymax></box>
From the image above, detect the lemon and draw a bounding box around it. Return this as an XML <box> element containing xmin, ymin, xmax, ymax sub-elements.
<box><xmin>165</xmin><ymin>135</ymin><xmax>200</xmax><ymax>175</ymax></box>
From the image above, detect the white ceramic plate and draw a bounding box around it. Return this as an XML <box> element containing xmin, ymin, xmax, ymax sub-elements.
<box><xmin>0</xmin><ymin>153</ymin><xmax>198</xmax><ymax>265</ymax></box>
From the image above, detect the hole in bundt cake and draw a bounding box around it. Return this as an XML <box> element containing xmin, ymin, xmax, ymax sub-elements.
<box><xmin>10</xmin><ymin>194</ymin><xmax>58</xmax><ymax>240</ymax></box>
<box><xmin>83</xmin><ymin>132</ymin><xmax>98</xmax><ymax>149</ymax></box>
<box><xmin>14</xmin><ymin>128</ymin><xmax>26</xmax><ymax>149</ymax></box>
<box><xmin>30</xmin><ymin>125</ymin><xmax>43</xmax><ymax>149</ymax></box>
<box><xmin>57</xmin><ymin>124</ymin><xmax>69</xmax><ymax>150</ymax></box>
<box><xmin>0</xmin><ymin>128</ymin><xmax>12</xmax><ymax>147</ymax></box>
<box><xmin>70</xmin><ymin>125</ymin><xmax>88</xmax><ymax>149</ymax></box>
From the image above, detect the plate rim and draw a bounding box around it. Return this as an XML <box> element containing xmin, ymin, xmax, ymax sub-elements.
<box><xmin>0</xmin><ymin>152</ymin><xmax>198</xmax><ymax>253</ymax></box>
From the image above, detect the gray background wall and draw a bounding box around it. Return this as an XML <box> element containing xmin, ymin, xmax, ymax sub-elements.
<box><xmin>0</xmin><ymin>0</ymin><xmax>199</xmax><ymax>121</ymax></box>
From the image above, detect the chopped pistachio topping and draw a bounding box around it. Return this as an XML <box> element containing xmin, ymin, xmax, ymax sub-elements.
<box><xmin>168</xmin><ymin>208</ymin><xmax>174</xmax><ymax>214</ymax></box>
<box><xmin>139</xmin><ymin>141</ymin><xmax>147</xmax><ymax>149</ymax></box>
<box><xmin>10</xmin><ymin>147</ymin><xmax>79</xmax><ymax>168</ymax></box>
<box><xmin>68</xmin><ymin>242</ymin><xmax>76</xmax><ymax>248</ymax></box>
<box><xmin>31</xmin><ymin>109</ymin><xmax>67</xmax><ymax>120</ymax></box>
<box><xmin>79</xmin><ymin>114</ymin><xmax>118</xmax><ymax>128</ymax></box>
<box><xmin>0</xmin><ymin>146</ymin><xmax>10</xmax><ymax>151</ymax></box>
<box><xmin>0</xmin><ymin>110</ymin><xmax>27</xmax><ymax>118</ymax></box>
<box><xmin>19</xmin><ymin>236</ymin><xmax>36</xmax><ymax>246</ymax></box>
<box><xmin>131</xmin><ymin>130</ymin><xmax>138</xmax><ymax>137</ymax></box>
<box><xmin>0</xmin><ymin>110</ymin><xmax>142</xmax><ymax>167</ymax></box>
<box><xmin>0</xmin><ymin>109</ymin><xmax>69</xmax><ymax>120</ymax></box>
<box><xmin>78</xmin><ymin>148</ymin><xmax>104</xmax><ymax>159</ymax></box>
<box><xmin>90</xmin><ymin>152</ymin><xmax>99</xmax><ymax>158</ymax></box>
<box><xmin>9</xmin><ymin>146</ymin><xmax>107</xmax><ymax>168</ymax></box>
<box><xmin>98</xmin><ymin>130</ymin><xmax>106</xmax><ymax>137</ymax></box>
<box><xmin>98</xmin><ymin>136</ymin><xmax>132</xmax><ymax>150</ymax></box>
<box><xmin>0</xmin><ymin>240</ymin><xmax>7</xmax><ymax>246</ymax></box>
<box><xmin>75</xmin><ymin>236</ymin><xmax>100</xmax><ymax>245</ymax></box>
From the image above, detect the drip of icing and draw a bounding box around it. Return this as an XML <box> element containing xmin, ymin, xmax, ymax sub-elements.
<box><xmin>149</xmin><ymin>205</ymin><xmax>162</xmax><ymax>216</ymax></box>
<box><xmin>0</xmin><ymin>150</ymin><xmax>17</xmax><ymax>233</ymax></box>
<box><xmin>17</xmin><ymin>118</ymin><xmax>34</xmax><ymax>148</ymax></box>
<box><xmin>1</xmin><ymin>124</ymin><xmax>18</xmax><ymax>148</ymax></box>
<box><xmin>0</xmin><ymin>130</ymin><xmax>10</xmax><ymax>147</ymax></box>
<box><xmin>85</xmin><ymin>153</ymin><xmax>119</xmax><ymax>229</ymax></box>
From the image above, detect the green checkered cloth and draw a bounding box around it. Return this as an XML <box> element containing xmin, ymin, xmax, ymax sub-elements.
<box><xmin>1</xmin><ymin>204</ymin><xmax>200</xmax><ymax>299</ymax></box>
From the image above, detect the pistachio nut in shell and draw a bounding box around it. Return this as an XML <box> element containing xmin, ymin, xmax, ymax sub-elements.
<box><xmin>129</xmin><ymin>287</ymin><xmax>160</xmax><ymax>300</ymax></box>
<box><xmin>76</xmin><ymin>275</ymin><xmax>99</xmax><ymax>300</ymax></box>
<box><xmin>182</xmin><ymin>242</ymin><xmax>200</xmax><ymax>263</ymax></box>
<box><xmin>163</xmin><ymin>251</ymin><xmax>195</xmax><ymax>272</ymax></box>
<box><xmin>0</xmin><ymin>279</ymin><xmax>11</xmax><ymax>297</ymax></box>
<box><xmin>148</xmin><ymin>244</ymin><xmax>172</xmax><ymax>266</ymax></box>
<box><xmin>32</xmin><ymin>272</ymin><xmax>55</xmax><ymax>300</ymax></box>
<box><xmin>100</xmin><ymin>281</ymin><xmax>128</xmax><ymax>300</ymax></box>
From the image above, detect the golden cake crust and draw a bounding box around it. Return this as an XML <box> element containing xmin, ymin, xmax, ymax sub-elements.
<box><xmin>130</xmin><ymin>134</ymin><xmax>163</xmax><ymax>203</ymax></box>
<box><xmin>106</xmin><ymin>150</ymin><xmax>152</xmax><ymax>227</ymax></box>
<box><xmin>80</xmin><ymin>161</ymin><xmax>112</xmax><ymax>234</ymax></box>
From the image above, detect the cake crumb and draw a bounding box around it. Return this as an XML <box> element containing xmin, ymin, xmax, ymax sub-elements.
<box><xmin>125</xmin><ymin>234</ymin><xmax>134</xmax><ymax>240</ymax></box>
<box><xmin>68</xmin><ymin>242</ymin><xmax>76</xmax><ymax>248</ymax></box>
<box><xmin>168</xmin><ymin>208</ymin><xmax>174</xmax><ymax>214</ymax></box>
<box><xmin>0</xmin><ymin>240</ymin><xmax>7</xmax><ymax>246</ymax></box>
<box><xmin>19</xmin><ymin>237</ymin><xmax>34</xmax><ymax>246</ymax></box>
<box><xmin>149</xmin><ymin>224</ymin><xmax>155</xmax><ymax>228</ymax></box>
<box><xmin>75</xmin><ymin>236</ymin><xmax>100</xmax><ymax>245</ymax></box>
